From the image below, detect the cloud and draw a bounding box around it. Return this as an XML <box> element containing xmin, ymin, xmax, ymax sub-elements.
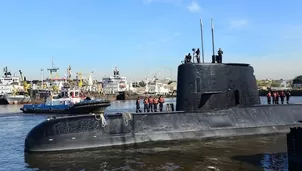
<box><xmin>186</xmin><ymin>1</ymin><xmax>201</xmax><ymax>13</ymax></box>
<box><xmin>228</xmin><ymin>19</ymin><xmax>248</xmax><ymax>29</ymax></box>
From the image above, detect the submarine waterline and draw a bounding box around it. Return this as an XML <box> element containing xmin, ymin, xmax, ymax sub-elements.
<box><xmin>24</xmin><ymin>62</ymin><xmax>302</xmax><ymax>153</ymax></box>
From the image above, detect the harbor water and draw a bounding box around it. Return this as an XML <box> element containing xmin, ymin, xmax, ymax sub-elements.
<box><xmin>0</xmin><ymin>97</ymin><xmax>302</xmax><ymax>171</ymax></box>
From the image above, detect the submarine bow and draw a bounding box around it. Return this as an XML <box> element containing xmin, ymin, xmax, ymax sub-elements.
<box><xmin>24</xmin><ymin>62</ymin><xmax>302</xmax><ymax>152</ymax></box>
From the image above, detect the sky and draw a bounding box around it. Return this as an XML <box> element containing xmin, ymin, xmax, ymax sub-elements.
<box><xmin>0</xmin><ymin>0</ymin><xmax>302</xmax><ymax>81</ymax></box>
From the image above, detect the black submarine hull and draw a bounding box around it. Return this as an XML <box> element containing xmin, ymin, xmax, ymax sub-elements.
<box><xmin>25</xmin><ymin>104</ymin><xmax>302</xmax><ymax>152</ymax></box>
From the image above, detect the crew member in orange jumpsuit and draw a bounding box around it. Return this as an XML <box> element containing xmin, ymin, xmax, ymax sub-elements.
<box><xmin>266</xmin><ymin>91</ymin><xmax>272</xmax><ymax>104</ymax></box>
<box><xmin>144</xmin><ymin>97</ymin><xmax>149</xmax><ymax>112</ymax></box>
<box><xmin>153</xmin><ymin>97</ymin><xmax>159</xmax><ymax>112</ymax></box>
<box><xmin>275</xmin><ymin>91</ymin><xmax>280</xmax><ymax>104</ymax></box>
<box><xmin>159</xmin><ymin>95</ymin><xmax>165</xmax><ymax>112</ymax></box>
<box><xmin>148</xmin><ymin>96</ymin><xmax>154</xmax><ymax>112</ymax></box>
<box><xmin>272</xmin><ymin>92</ymin><xmax>277</xmax><ymax>104</ymax></box>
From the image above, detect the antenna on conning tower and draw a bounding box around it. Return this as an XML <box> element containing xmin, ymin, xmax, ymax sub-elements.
<box><xmin>211</xmin><ymin>18</ymin><xmax>216</xmax><ymax>61</ymax></box>
<box><xmin>200</xmin><ymin>19</ymin><xmax>205</xmax><ymax>63</ymax></box>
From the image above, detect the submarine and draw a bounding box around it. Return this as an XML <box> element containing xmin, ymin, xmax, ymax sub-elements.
<box><xmin>24</xmin><ymin>19</ymin><xmax>302</xmax><ymax>153</ymax></box>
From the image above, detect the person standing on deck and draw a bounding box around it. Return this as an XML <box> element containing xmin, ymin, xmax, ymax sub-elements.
<box><xmin>275</xmin><ymin>91</ymin><xmax>280</xmax><ymax>104</ymax></box>
<box><xmin>153</xmin><ymin>97</ymin><xmax>159</xmax><ymax>112</ymax></box>
<box><xmin>195</xmin><ymin>48</ymin><xmax>201</xmax><ymax>63</ymax></box>
<box><xmin>143</xmin><ymin>97</ymin><xmax>149</xmax><ymax>112</ymax></box>
<box><xmin>286</xmin><ymin>91</ymin><xmax>291</xmax><ymax>104</ymax></box>
<box><xmin>272</xmin><ymin>92</ymin><xmax>276</xmax><ymax>104</ymax></box>
<box><xmin>280</xmin><ymin>91</ymin><xmax>285</xmax><ymax>104</ymax></box>
<box><xmin>159</xmin><ymin>95</ymin><xmax>165</xmax><ymax>112</ymax></box>
<box><xmin>266</xmin><ymin>91</ymin><xmax>272</xmax><ymax>104</ymax></box>
<box><xmin>136</xmin><ymin>97</ymin><xmax>142</xmax><ymax>113</ymax></box>
<box><xmin>217</xmin><ymin>48</ymin><xmax>223</xmax><ymax>63</ymax></box>
<box><xmin>148</xmin><ymin>96</ymin><xmax>154</xmax><ymax>112</ymax></box>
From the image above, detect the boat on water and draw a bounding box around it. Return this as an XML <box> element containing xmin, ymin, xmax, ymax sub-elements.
<box><xmin>102</xmin><ymin>67</ymin><xmax>129</xmax><ymax>100</ymax></box>
<box><xmin>0</xmin><ymin>67</ymin><xmax>32</xmax><ymax>104</ymax></box>
<box><xmin>0</xmin><ymin>91</ymin><xmax>31</xmax><ymax>104</ymax></box>
<box><xmin>20</xmin><ymin>88</ymin><xmax>111</xmax><ymax>114</ymax></box>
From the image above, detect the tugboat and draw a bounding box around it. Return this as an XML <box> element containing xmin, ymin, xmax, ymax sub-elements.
<box><xmin>20</xmin><ymin>88</ymin><xmax>111</xmax><ymax>114</ymax></box>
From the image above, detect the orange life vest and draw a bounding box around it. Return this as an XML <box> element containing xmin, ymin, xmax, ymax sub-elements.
<box><xmin>153</xmin><ymin>98</ymin><xmax>158</xmax><ymax>104</ymax></box>
<box><xmin>148</xmin><ymin>98</ymin><xmax>153</xmax><ymax>103</ymax></box>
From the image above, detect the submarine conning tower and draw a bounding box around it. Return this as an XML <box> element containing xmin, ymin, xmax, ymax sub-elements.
<box><xmin>176</xmin><ymin>63</ymin><xmax>261</xmax><ymax>112</ymax></box>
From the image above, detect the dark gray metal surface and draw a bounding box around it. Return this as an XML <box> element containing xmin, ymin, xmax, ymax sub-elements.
<box><xmin>176</xmin><ymin>63</ymin><xmax>260</xmax><ymax>111</ymax></box>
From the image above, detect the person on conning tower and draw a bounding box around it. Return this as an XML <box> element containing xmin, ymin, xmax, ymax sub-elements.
<box><xmin>217</xmin><ymin>48</ymin><xmax>223</xmax><ymax>63</ymax></box>
<box><xmin>184</xmin><ymin>53</ymin><xmax>192</xmax><ymax>63</ymax></box>
<box><xmin>195</xmin><ymin>48</ymin><xmax>201</xmax><ymax>63</ymax></box>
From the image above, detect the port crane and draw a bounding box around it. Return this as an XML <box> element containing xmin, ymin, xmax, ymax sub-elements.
<box><xmin>47</xmin><ymin>57</ymin><xmax>59</xmax><ymax>79</ymax></box>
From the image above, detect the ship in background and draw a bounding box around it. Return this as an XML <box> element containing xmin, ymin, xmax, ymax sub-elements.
<box><xmin>0</xmin><ymin>66</ymin><xmax>23</xmax><ymax>96</ymax></box>
<box><xmin>0</xmin><ymin>67</ymin><xmax>31</xmax><ymax>104</ymax></box>
<box><xmin>101</xmin><ymin>67</ymin><xmax>128</xmax><ymax>94</ymax></box>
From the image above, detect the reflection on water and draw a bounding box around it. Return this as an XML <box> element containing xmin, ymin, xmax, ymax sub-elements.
<box><xmin>0</xmin><ymin>97</ymin><xmax>301</xmax><ymax>171</ymax></box>
<box><xmin>0</xmin><ymin>104</ymin><xmax>23</xmax><ymax>114</ymax></box>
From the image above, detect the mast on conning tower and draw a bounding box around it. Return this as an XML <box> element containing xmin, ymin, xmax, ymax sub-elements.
<box><xmin>200</xmin><ymin>18</ymin><xmax>205</xmax><ymax>63</ymax></box>
<box><xmin>211</xmin><ymin>18</ymin><xmax>216</xmax><ymax>63</ymax></box>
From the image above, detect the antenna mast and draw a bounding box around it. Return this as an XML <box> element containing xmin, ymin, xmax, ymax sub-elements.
<box><xmin>211</xmin><ymin>18</ymin><xmax>216</xmax><ymax>59</ymax></box>
<box><xmin>200</xmin><ymin>18</ymin><xmax>205</xmax><ymax>63</ymax></box>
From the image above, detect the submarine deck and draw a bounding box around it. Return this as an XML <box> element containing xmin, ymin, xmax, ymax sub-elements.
<box><xmin>47</xmin><ymin>103</ymin><xmax>302</xmax><ymax>119</ymax></box>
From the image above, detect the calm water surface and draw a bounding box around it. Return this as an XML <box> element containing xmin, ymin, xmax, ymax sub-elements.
<box><xmin>0</xmin><ymin>97</ymin><xmax>301</xmax><ymax>171</ymax></box>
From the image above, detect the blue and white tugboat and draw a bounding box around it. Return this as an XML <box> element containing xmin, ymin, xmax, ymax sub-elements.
<box><xmin>20</xmin><ymin>88</ymin><xmax>111</xmax><ymax>114</ymax></box>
